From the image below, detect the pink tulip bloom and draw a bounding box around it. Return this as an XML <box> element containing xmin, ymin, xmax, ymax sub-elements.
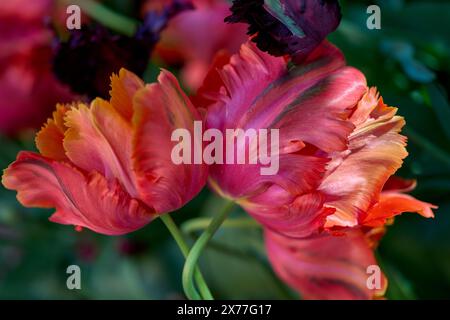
<box><xmin>195</xmin><ymin>40</ymin><xmax>436</xmax><ymax>299</ymax></box>
<box><xmin>0</xmin><ymin>0</ymin><xmax>74</xmax><ymax>135</ymax></box>
<box><xmin>2</xmin><ymin>69</ymin><xmax>207</xmax><ymax>235</ymax></box>
<box><xmin>146</xmin><ymin>0</ymin><xmax>248</xmax><ymax>90</ymax></box>
<box><xmin>197</xmin><ymin>40</ymin><xmax>435</xmax><ymax>239</ymax></box>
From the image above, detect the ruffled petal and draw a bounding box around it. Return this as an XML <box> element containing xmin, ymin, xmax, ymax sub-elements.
<box><xmin>63</xmin><ymin>100</ymin><xmax>137</xmax><ymax>196</ymax></box>
<box><xmin>265</xmin><ymin>228</ymin><xmax>387</xmax><ymax>299</ymax></box>
<box><xmin>109</xmin><ymin>68</ymin><xmax>144</xmax><ymax>121</ymax></box>
<box><xmin>132</xmin><ymin>70</ymin><xmax>208</xmax><ymax>212</ymax></box>
<box><xmin>361</xmin><ymin>192</ymin><xmax>436</xmax><ymax>227</ymax></box>
<box><xmin>2</xmin><ymin>152</ymin><xmax>154</xmax><ymax>235</ymax></box>
<box><xmin>320</xmin><ymin>90</ymin><xmax>408</xmax><ymax>228</ymax></box>
<box><xmin>205</xmin><ymin>41</ymin><xmax>365</xmax><ymax>199</ymax></box>
<box><xmin>35</xmin><ymin>104</ymin><xmax>71</xmax><ymax>161</ymax></box>
<box><xmin>190</xmin><ymin>50</ymin><xmax>231</xmax><ymax>111</ymax></box>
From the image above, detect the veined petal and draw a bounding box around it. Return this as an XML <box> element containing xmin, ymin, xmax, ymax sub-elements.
<box><xmin>206</xmin><ymin>41</ymin><xmax>351</xmax><ymax>137</ymax></box>
<box><xmin>265</xmin><ymin>228</ymin><xmax>387</xmax><ymax>299</ymax></box>
<box><xmin>132</xmin><ymin>70</ymin><xmax>208</xmax><ymax>213</ymax></box>
<box><xmin>245</xmin><ymin>188</ymin><xmax>334</xmax><ymax>238</ymax></box>
<box><xmin>320</xmin><ymin>91</ymin><xmax>408</xmax><ymax>228</ymax></box>
<box><xmin>204</xmin><ymin>41</ymin><xmax>365</xmax><ymax>199</ymax></box>
<box><xmin>2</xmin><ymin>152</ymin><xmax>154</xmax><ymax>235</ymax></box>
<box><xmin>361</xmin><ymin>192</ymin><xmax>436</xmax><ymax>227</ymax></box>
<box><xmin>63</xmin><ymin>100</ymin><xmax>137</xmax><ymax>196</ymax></box>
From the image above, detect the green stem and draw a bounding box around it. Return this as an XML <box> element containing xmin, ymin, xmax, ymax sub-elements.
<box><xmin>182</xmin><ymin>217</ymin><xmax>260</xmax><ymax>235</ymax></box>
<box><xmin>404</xmin><ymin>127</ymin><xmax>450</xmax><ymax>167</ymax></box>
<box><xmin>159</xmin><ymin>214</ymin><xmax>213</xmax><ymax>300</ymax></box>
<box><xmin>182</xmin><ymin>200</ymin><xmax>235</xmax><ymax>300</ymax></box>
<box><xmin>62</xmin><ymin>0</ymin><xmax>139</xmax><ymax>36</ymax></box>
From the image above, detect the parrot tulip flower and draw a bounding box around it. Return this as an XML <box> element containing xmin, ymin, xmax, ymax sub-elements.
<box><xmin>2</xmin><ymin>69</ymin><xmax>207</xmax><ymax>235</ymax></box>
<box><xmin>195</xmin><ymin>40</ymin><xmax>436</xmax><ymax>299</ymax></box>
<box><xmin>196</xmin><ymin>40</ymin><xmax>436</xmax><ymax>239</ymax></box>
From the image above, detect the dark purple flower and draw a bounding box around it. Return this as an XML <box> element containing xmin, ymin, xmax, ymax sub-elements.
<box><xmin>225</xmin><ymin>0</ymin><xmax>341</xmax><ymax>62</ymax></box>
<box><xmin>53</xmin><ymin>0</ymin><xmax>193</xmax><ymax>99</ymax></box>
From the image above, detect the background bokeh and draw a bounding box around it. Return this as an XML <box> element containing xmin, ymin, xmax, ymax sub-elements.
<box><xmin>1</xmin><ymin>0</ymin><xmax>450</xmax><ymax>299</ymax></box>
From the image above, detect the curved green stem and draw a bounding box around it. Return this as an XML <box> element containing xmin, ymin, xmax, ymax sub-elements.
<box><xmin>182</xmin><ymin>217</ymin><xmax>260</xmax><ymax>235</ymax></box>
<box><xmin>182</xmin><ymin>200</ymin><xmax>235</xmax><ymax>300</ymax></box>
<box><xmin>160</xmin><ymin>214</ymin><xmax>213</xmax><ymax>300</ymax></box>
<box><xmin>61</xmin><ymin>0</ymin><xmax>139</xmax><ymax>36</ymax></box>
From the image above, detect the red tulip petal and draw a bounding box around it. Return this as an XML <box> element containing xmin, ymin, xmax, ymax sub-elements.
<box><xmin>382</xmin><ymin>176</ymin><xmax>417</xmax><ymax>193</ymax></box>
<box><xmin>2</xmin><ymin>152</ymin><xmax>154</xmax><ymax>235</ymax></box>
<box><xmin>132</xmin><ymin>70</ymin><xmax>208</xmax><ymax>212</ymax></box>
<box><xmin>205</xmin><ymin>41</ymin><xmax>366</xmax><ymax>199</ymax></box>
<box><xmin>190</xmin><ymin>49</ymin><xmax>231</xmax><ymax>111</ymax></box>
<box><xmin>245</xmin><ymin>188</ymin><xmax>334</xmax><ymax>238</ymax></box>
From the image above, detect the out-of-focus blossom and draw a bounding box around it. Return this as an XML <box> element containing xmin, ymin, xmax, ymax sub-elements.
<box><xmin>265</xmin><ymin>176</ymin><xmax>435</xmax><ymax>299</ymax></box>
<box><xmin>146</xmin><ymin>0</ymin><xmax>248</xmax><ymax>90</ymax></box>
<box><xmin>225</xmin><ymin>0</ymin><xmax>341</xmax><ymax>62</ymax></box>
<box><xmin>2</xmin><ymin>69</ymin><xmax>207</xmax><ymax>235</ymax></box>
<box><xmin>0</xmin><ymin>0</ymin><xmax>74</xmax><ymax>135</ymax></box>
<box><xmin>53</xmin><ymin>1</ymin><xmax>191</xmax><ymax>99</ymax></box>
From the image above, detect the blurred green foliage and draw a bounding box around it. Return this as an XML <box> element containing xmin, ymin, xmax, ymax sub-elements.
<box><xmin>1</xmin><ymin>0</ymin><xmax>450</xmax><ymax>299</ymax></box>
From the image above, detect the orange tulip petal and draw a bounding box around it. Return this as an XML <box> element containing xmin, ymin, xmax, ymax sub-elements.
<box><xmin>35</xmin><ymin>104</ymin><xmax>71</xmax><ymax>161</ymax></box>
<box><xmin>362</xmin><ymin>192</ymin><xmax>436</xmax><ymax>227</ymax></box>
<box><xmin>109</xmin><ymin>68</ymin><xmax>144</xmax><ymax>121</ymax></box>
<box><xmin>63</xmin><ymin>100</ymin><xmax>137</xmax><ymax>196</ymax></box>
